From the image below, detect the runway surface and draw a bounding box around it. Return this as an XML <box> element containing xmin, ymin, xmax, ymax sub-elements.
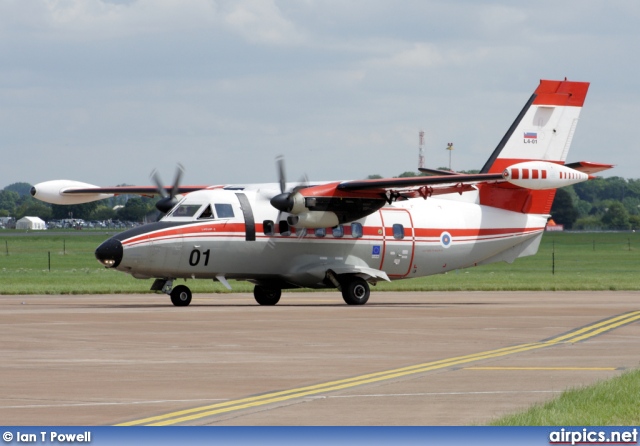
<box><xmin>0</xmin><ymin>291</ymin><xmax>638</xmax><ymax>425</ymax></box>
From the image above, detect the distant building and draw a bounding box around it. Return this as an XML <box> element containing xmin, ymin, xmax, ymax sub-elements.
<box><xmin>0</xmin><ymin>216</ymin><xmax>14</xmax><ymax>229</ymax></box>
<box><xmin>16</xmin><ymin>216</ymin><xmax>47</xmax><ymax>230</ymax></box>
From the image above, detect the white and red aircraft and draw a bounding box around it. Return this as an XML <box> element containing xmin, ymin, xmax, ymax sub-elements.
<box><xmin>32</xmin><ymin>79</ymin><xmax>612</xmax><ymax>307</ymax></box>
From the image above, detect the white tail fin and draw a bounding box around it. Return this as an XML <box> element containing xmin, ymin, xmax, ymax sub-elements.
<box><xmin>480</xmin><ymin>79</ymin><xmax>590</xmax><ymax>214</ymax></box>
<box><xmin>482</xmin><ymin>79</ymin><xmax>589</xmax><ymax>172</ymax></box>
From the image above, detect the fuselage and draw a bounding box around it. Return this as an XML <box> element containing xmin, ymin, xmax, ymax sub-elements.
<box><xmin>96</xmin><ymin>182</ymin><xmax>546</xmax><ymax>289</ymax></box>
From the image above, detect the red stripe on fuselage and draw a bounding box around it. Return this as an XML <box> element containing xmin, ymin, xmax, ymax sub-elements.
<box><xmin>121</xmin><ymin>222</ymin><xmax>542</xmax><ymax>247</ymax></box>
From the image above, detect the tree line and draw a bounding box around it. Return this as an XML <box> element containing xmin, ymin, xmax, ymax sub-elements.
<box><xmin>2</xmin><ymin>175</ymin><xmax>639</xmax><ymax>230</ymax></box>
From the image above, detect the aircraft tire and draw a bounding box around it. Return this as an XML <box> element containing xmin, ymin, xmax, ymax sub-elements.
<box><xmin>253</xmin><ymin>286</ymin><xmax>281</xmax><ymax>305</ymax></box>
<box><xmin>341</xmin><ymin>277</ymin><xmax>370</xmax><ymax>305</ymax></box>
<box><xmin>170</xmin><ymin>285</ymin><xmax>192</xmax><ymax>307</ymax></box>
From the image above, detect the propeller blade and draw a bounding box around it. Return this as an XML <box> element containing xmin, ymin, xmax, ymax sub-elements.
<box><xmin>150</xmin><ymin>169</ymin><xmax>168</xmax><ymax>199</ymax></box>
<box><xmin>292</xmin><ymin>174</ymin><xmax>309</xmax><ymax>194</ymax></box>
<box><xmin>276</xmin><ymin>155</ymin><xmax>286</xmax><ymax>194</ymax></box>
<box><xmin>150</xmin><ymin>164</ymin><xmax>185</xmax><ymax>213</ymax></box>
<box><xmin>171</xmin><ymin>164</ymin><xmax>184</xmax><ymax>199</ymax></box>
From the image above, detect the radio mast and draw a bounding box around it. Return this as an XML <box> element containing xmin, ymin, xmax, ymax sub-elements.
<box><xmin>418</xmin><ymin>130</ymin><xmax>425</xmax><ymax>170</ymax></box>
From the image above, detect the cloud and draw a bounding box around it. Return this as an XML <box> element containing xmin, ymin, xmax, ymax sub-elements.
<box><xmin>0</xmin><ymin>0</ymin><xmax>219</xmax><ymax>40</ymax></box>
<box><xmin>218</xmin><ymin>0</ymin><xmax>305</xmax><ymax>45</ymax></box>
<box><xmin>1</xmin><ymin>0</ymin><xmax>639</xmax><ymax>187</ymax></box>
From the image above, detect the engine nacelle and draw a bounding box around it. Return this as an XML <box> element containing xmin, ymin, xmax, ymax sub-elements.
<box><xmin>31</xmin><ymin>180</ymin><xmax>113</xmax><ymax>205</ymax></box>
<box><xmin>502</xmin><ymin>161</ymin><xmax>589</xmax><ymax>190</ymax></box>
<box><xmin>287</xmin><ymin>211</ymin><xmax>339</xmax><ymax>229</ymax></box>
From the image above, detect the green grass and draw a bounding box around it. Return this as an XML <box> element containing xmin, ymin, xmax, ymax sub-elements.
<box><xmin>377</xmin><ymin>231</ymin><xmax>640</xmax><ymax>292</ymax></box>
<box><xmin>0</xmin><ymin>231</ymin><xmax>639</xmax><ymax>294</ymax></box>
<box><xmin>491</xmin><ymin>369</ymin><xmax>640</xmax><ymax>425</ymax></box>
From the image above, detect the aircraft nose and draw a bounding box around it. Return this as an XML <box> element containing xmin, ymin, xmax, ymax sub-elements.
<box><xmin>95</xmin><ymin>238</ymin><xmax>123</xmax><ymax>268</ymax></box>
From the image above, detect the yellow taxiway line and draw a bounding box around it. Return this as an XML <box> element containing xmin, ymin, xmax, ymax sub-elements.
<box><xmin>117</xmin><ymin>310</ymin><xmax>640</xmax><ymax>426</ymax></box>
<box><xmin>466</xmin><ymin>367</ymin><xmax>619</xmax><ymax>371</ymax></box>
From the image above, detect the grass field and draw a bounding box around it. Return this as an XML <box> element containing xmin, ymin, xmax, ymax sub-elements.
<box><xmin>491</xmin><ymin>369</ymin><xmax>640</xmax><ymax>425</ymax></box>
<box><xmin>0</xmin><ymin>231</ymin><xmax>639</xmax><ymax>294</ymax></box>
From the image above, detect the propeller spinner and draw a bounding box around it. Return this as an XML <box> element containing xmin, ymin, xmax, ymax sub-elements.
<box><xmin>269</xmin><ymin>156</ymin><xmax>308</xmax><ymax>214</ymax></box>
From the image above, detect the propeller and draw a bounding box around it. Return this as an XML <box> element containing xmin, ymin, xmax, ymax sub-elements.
<box><xmin>270</xmin><ymin>156</ymin><xmax>308</xmax><ymax>214</ymax></box>
<box><xmin>151</xmin><ymin>164</ymin><xmax>185</xmax><ymax>213</ymax></box>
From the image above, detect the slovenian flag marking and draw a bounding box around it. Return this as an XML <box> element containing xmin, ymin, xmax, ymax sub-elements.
<box><xmin>524</xmin><ymin>132</ymin><xmax>537</xmax><ymax>139</ymax></box>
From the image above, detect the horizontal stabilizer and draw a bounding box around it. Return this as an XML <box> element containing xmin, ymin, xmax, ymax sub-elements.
<box><xmin>564</xmin><ymin>161</ymin><xmax>615</xmax><ymax>175</ymax></box>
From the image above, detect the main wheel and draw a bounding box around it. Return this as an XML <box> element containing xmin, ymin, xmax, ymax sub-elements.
<box><xmin>341</xmin><ymin>277</ymin><xmax>370</xmax><ymax>305</ymax></box>
<box><xmin>170</xmin><ymin>285</ymin><xmax>192</xmax><ymax>307</ymax></box>
<box><xmin>253</xmin><ymin>285</ymin><xmax>281</xmax><ymax>305</ymax></box>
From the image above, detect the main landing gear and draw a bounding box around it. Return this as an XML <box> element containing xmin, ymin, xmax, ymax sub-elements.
<box><xmin>340</xmin><ymin>276</ymin><xmax>370</xmax><ymax>305</ymax></box>
<box><xmin>249</xmin><ymin>275</ymin><xmax>371</xmax><ymax>306</ymax></box>
<box><xmin>253</xmin><ymin>285</ymin><xmax>282</xmax><ymax>305</ymax></box>
<box><xmin>326</xmin><ymin>271</ymin><xmax>371</xmax><ymax>305</ymax></box>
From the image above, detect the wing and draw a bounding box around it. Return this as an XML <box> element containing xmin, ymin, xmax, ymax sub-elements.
<box><xmin>62</xmin><ymin>185</ymin><xmax>212</xmax><ymax>196</ymax></box>
<box><xmin>271</xmin><ymin>172</ymin><xmax>506</xmax><ymax>228</ymax></box>
<box><xmin>337</xmin><ymin>172</ymin><xmax>504</xmax><ymax>192</ymax></box>
<box><xmin>273</xmin><ymin>160</ymin><xmax>613</xmax><ymax>229</ymax></box>
<box><xmin>31</xmin><ymin>180</ymin><xmax>213</xmax><ymax>205</ymax></box>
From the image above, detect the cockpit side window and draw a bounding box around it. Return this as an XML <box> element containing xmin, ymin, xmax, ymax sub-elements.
<box><xmin>198</xmin><ymin>205</ymin><xmax>214</xmax><ymax>219</ymax></box>
<box><xmin>215</xmin><ymin>203</ymin><xmax>235</xmax><ymax>219</ymax></box>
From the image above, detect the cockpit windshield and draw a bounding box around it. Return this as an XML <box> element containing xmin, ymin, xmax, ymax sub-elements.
<box><xmin>168</xmin><ymin>204</ymin><xmax>202</xmax><ymax>218</ymax></box>
<box><xmin>166</xmin><ymin>202</ymin><xmax>236</xmax><ymax>220</ymax></box>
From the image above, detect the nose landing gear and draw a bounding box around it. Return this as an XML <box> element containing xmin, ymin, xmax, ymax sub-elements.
<box><xmin>151</xmin><ymin>279</ymin><xmax>193</xmax><ymax>307</ymax></box>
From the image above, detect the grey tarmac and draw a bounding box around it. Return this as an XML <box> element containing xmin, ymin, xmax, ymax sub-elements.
<box><xmin>0</xmin><ymin>291</ymin><xmax>638</xmax><ymax>425</ymax></box>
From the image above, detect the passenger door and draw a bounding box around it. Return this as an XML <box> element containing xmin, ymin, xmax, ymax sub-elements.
<box><xmin>380</xmin><ymin>208</ymin><xmax>415</xmax><ymax>278</ymax></box>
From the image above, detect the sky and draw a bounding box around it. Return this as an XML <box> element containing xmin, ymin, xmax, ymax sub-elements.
<box><xmin>1</xmin><ymin>0</ymin><xmax>639</xmax><ymax>189</ymax></box>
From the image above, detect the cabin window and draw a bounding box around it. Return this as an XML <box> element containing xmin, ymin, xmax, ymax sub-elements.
<box><xmin>332</xmin><ymin>225</ymin><xmax>344</xmax><ymax>238</ymax></box>
<box><xmin>351</xmin><ymin>222</ymin><xmax>363</xmax><ymax>238</ymax></box>
<box><xmin>263</xmin><ymin>220</ymin><xmax>275</xmax><ymax>236</ymax></box>
<box><xmin>315</xmin><ymin>227</ymin><xmax>326</xmax><ymax>238</ymax></box>
<box><xmin>171</xmin><ymin>204</ymin><xmax>202</xmax><ymax>217</ymax></box>
<box><xmin>198</xmin><ymin>205</ymin><xmax>214</xmax><ymax>219</ymax></box>
<box><xmin>393</xmin><ymin>223</ymin><xmax>405</xmax><ymax>240</ymax></box>
<box><xmin>279</xmin><ymin>220</ymin><xmax>291</xmax><ymax>236</ymax></box>
<box><xmin>215</xmin><ymin>203</ymin><xmax>234</xmax><ymax>218</ymax></box>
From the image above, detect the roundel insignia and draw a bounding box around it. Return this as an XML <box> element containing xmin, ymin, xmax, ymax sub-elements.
<box><xmin>440</xmin><ymin>231</ymin><xmax>452</xmax><ymax>248</ymax></box>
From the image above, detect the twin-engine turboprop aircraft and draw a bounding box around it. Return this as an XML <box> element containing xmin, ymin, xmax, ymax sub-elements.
<box><xmin>32</xmin><ymin>79</ymin><xmax>612</xmax><ymax>307</ymax></box>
